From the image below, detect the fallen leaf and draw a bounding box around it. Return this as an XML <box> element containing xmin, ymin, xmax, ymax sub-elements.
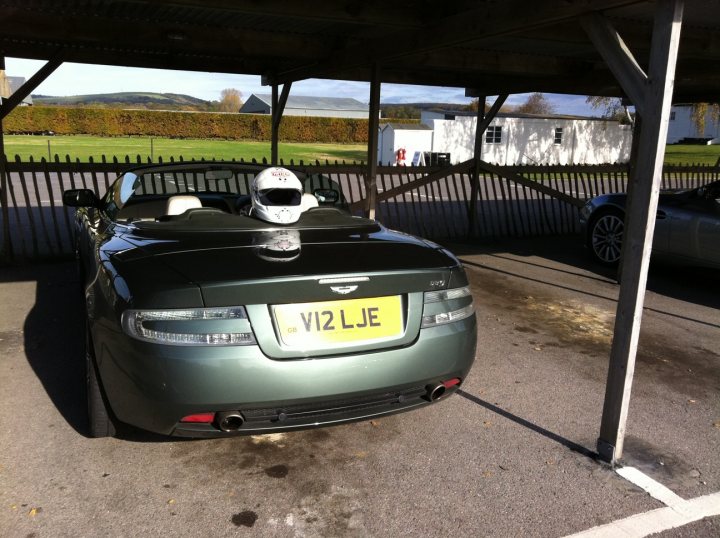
<box><xmin>355</xmin><ymin>451</ymin><xmax>368</xmax><ymax>459</ymax></box>
<box><xmin>713</xmin><ymin>421</ymin><xmax>720</xmax><ymax>429</ymax></box>
<box><xmin>10</xmin><ymin>504</ymin><xmax>17</xmax><ymax>511</ymax></box>
<box><xmin>370</xmin><ymin>420</ymin><xmax>380</xmax><ymax>427</ymax></box>
<box><xmin>167</xmin><ymin>499</ymin><xmax>176</xmax><ymax>505</ymax></box>
<box><xmin>483</xmin><ymin>421</ymin><xmax>493</xmax><ymax>427</ymax></box>
<box><xmin>28</xmin><ymin>507</ymin><xmax>42</xmax><ymax>516</ymax></box>
<box><xmin>688</xmin><ymin>399</ymin><xmax>697</xmax><ymax>404</ymax></box>
<box><xmin>534</xmin><ymin>347</ymin><xmax>542</xmax><ymax>351</ymax></box>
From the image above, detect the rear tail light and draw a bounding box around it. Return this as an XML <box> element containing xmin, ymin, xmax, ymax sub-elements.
<box><xmin>421</xmin><ymin>286</ymin><xmax>474</xmax><ymax>328</ymax></box>
<box><xmin>423</xmin><ymin>286</ymin><xmax>472</xmax><ymax>303</ymax></box>
<box><xmin>121</xmin><ymin>306</ymin><xmax>256</xmax><ymax>346</ymax></box>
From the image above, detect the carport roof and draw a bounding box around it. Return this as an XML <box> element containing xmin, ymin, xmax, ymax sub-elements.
<box><xmin>0</xmin><ymin>0</ymin><xmax>718</xmax><ymax>102</ymax></box>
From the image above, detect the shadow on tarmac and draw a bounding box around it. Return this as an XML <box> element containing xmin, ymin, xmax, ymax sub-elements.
<box><xmin>4</xmin><ymin>262</ymin><xmax>90</xmax><ymax>436</ymax></box>
<box><xmin>1</xmin><ymin>261</ymin><xmax>197</xmax><ymax>442</ymax></box>
<box><xmin>452</xmin><ymin>236</ymin><xmax>720</xmax><ymax>328</ymax></box>
<box><xmin>457</xmin><ymin>389</ymin><xmax>601</xmax><ymax>462</ymax></box>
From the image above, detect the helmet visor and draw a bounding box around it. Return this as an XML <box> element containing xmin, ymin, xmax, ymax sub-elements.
<box><xmin>258</xmin><ymin>188</ymin><xmax>302</xmax><ymax>206</ymax></box>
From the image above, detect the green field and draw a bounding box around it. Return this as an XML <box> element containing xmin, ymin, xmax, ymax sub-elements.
<box><xmin>2</xmin><ymin>135</ymin><xmax>719</xmax><ymax>166</ymax></box>
<box><xmin>663</xmin><ymin>143</ymin><xmax>720</xmax><ymax>165</ymax></box>
<box><xmin>1</xmin><ymin>135</ymin><xmax>367</xmax><ymax>164</ymax></box>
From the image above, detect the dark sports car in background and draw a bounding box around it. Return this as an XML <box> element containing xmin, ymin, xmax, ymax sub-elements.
<box><xmin>579</xmin><ymin>179</ymin><xmax>720</xmax><ymax>268</ymax></box>
<box><xmin>64</xmin><ymin>163</ymin><xmax>477</xmax><ymax>438</ymax></box>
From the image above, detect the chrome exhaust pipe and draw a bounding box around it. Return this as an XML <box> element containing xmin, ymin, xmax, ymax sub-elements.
<box><xmin>216</xmin><ymin>411</ymin><xmax>245</xmax><ymax>432</ymax></box>
<box><xmin>426</xmin><ymin>383</ymin><xmax>446</xmax><ymax>402</ymax></box>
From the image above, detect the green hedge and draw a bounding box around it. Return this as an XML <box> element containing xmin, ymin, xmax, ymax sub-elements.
<box><xmin>4</xmin><ymin>107</ymin><xmax>419</xmax><ymax>143</ymax></box>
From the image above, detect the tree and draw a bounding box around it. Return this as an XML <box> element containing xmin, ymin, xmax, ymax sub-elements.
<box><xmin>381</xmin><ymin>104</ymin><xmax>420</xmax><ymax>119</ymax></box>
<box><xmin>464</xmin><ymin>98</ymin><xmax>484</xmax><ymax>112</ymax></box>
<box><xmin>690</xmin><ymin>103</ymin><xmax>720</xmax><ymax>135</ymax></box>
<box><xmin>463</xmin><ymin>98</ymin><xmax>513</xmax><ymax>114</ymax></box>
<box><xmin>585</xmin><ymin>96</ymin><xmax>630</xmax><ymax>122</ymax></box>
<box><xmin>587</xmin><ymin>96</ymin><xmax>720</xmax><ymax>132</ymax></box>
<box><xmin>218</xmin><ymin>88</ymin><xmax>243</xmax><ymax>113</ymax></box>
<box><xmin>514</xmin><ymin>93</ymin><xmax>555</xmax><ymax>115</ymax></box>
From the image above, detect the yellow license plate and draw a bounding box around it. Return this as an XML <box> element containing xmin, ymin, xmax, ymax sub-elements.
<box><xmin>273</xmin><ymin>295</ymin><xmax>403</xmax><ymax>347</ymax></box>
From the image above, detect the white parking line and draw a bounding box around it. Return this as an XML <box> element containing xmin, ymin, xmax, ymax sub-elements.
<box><xmin>615</xmin><ymin>466</ymin><xmax>685</xmax><ymax>507</ymax></box>
<box><xmin>564</xmin><ymin>466</ymin><xmax>720</xmax><ymax>538</ymax></box>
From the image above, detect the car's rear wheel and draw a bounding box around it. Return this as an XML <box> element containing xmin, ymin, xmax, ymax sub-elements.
<box><xmin>589</xmin><ymin>210</ymin><xmax>624</xmax><ymax>265</ymax></box>
<box><xmin>86</xmin><ymin>328</ymin><xmax>116</xmax><ymax>438</ymax></box>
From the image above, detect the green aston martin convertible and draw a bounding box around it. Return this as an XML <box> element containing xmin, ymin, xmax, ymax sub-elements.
<box><xmin>63</xmin><ymin>163</ymin><xmax>477</xmax><ymax>438</ymax></box>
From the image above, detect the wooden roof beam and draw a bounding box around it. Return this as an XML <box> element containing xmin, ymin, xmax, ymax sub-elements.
<box><xmin>268</xmin><ymin>0</ymin><xmax>646</xmax><ymax>84</ymax></box>
<box><xmin>145</xmin><ymin>0</ymin><xmax>424</xmax><ymax>29</ymax></box>
<box><xmin>0</xmin><ymin>53</ymin><xmax>62</xmax><ymax>120</ymax></box>
<box><xmin>581</xmin><ymin>12</ymin><xmax>648</xmax><ymax>114</ymax></box>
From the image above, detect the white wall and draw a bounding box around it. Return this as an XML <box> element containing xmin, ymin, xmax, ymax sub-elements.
<box><xmin>667</xmin><ymin>105</ymin><xmax>720</xmax><ymax>144</ymax></box>
<box><xmin>429</xmin><ymin>116</ymin><xmax>632</xmax><ymax>165</ymax></box>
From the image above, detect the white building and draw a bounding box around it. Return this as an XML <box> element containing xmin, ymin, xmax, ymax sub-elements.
<box><xmin>0</xmin><ymin>73</ymin><xmax>33</xmax><ymax>105</ymax></box>
<box><xmin>420</xmin><ymin>110</ymin><xmax>632</xmax><ymax>165</ymax></box>
<box><xmin>240</xmin><ymin>94</ymin><xmax>369</xmax><ymax>119</ymax></box>
<box><xmin>667</xmin><ymin>104</ymin><xmax>720</xmax><ymax>144</ymax></box>
<box><xmin>377</xmin><ymin>123</ymin><xmax>434</xmax><ymax>165</ymax></box>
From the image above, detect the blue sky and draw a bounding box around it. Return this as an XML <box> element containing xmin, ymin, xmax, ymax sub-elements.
<box><xmin>6</xmin><ymin>57</ymin><xmax>598</xmax><ymax>116</ymax></box>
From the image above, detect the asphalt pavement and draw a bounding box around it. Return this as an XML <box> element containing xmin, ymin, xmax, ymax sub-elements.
<box><xmin>1</xmin><ymin>237</ymin><xmax>718</xmax><ymax>537</ymax></box>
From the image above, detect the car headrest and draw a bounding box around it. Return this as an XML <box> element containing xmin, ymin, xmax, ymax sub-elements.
<box><xmin>300</xmin><ymin>193</ymin><xmax>319</xmax><ymax>212</ymax></box>
<box><xmin>165</xmin><ymin>195</ymin><xmax>202</xmax><ymax>216</ymax></box>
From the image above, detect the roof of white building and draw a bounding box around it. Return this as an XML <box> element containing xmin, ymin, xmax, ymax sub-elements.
<box><xmin>250</xmin><ymin>94</ymin><xmax>368</xmax><ymax>111</ymax></box>
<box><xmin>381</xmin><ymin>123</ymin><xmax>432</xmax><ymax>130</ymax></box>
<box><xmin>424</xmin><ymin>108</ymin><xmax>620</xmax><ymax>122</ymax></box>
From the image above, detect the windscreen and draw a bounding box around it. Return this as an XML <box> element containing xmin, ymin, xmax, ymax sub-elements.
<box><xmin>127</xmin><ymin>168</ymin><xmax>253</xmax><ymax>198</ymax></box>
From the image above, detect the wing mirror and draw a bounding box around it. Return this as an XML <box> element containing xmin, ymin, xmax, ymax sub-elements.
<box><xmin>313</xmin><ymin>189</ymin><xmax>340</xmax><ymax>205</ymax></box>
<box><xmin>63</xmin><ymin>189</ymin><xmax>100</xmax><ymax>208</ymax></box>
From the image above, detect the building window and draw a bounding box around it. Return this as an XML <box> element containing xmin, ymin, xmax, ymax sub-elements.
<box><xmin>669</xmin><ymin>111</ymin><xmax>676</xmax><ymax>120</ymax></box>
<box><xmin>554</xmin><ymin>127</ymin><xmax>563</xmax><ymax>144</ymax></box>
<box><xmin>485</xmin><ymin>125</ymin><xmax>502</xmax><ymax>144</ymax></box>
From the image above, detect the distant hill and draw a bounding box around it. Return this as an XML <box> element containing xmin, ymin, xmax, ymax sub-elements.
<box><xmin>380</xmin><ymin>102</ymin><xmax>471</xmax><ymax>119</ymax></box>
<box><xmin>31</xmin><ymin>92</ymin><xmax>212</xmax><ymax>111</ymax></box>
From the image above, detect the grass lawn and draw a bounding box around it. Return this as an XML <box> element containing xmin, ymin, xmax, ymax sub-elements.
<box><xmin>663</xmin><ymin>143</ymin><xmax>720</xmax><ymax>165</ymax></box>
<box><xmin>2</xmin><ymin>135</ymin><xmax>719</xmax><ymax>166</ymax></box>
<box><xmin>2</xmin><ymin>135</ymin><xmax>367</xmax><ymax>164</ymax></box>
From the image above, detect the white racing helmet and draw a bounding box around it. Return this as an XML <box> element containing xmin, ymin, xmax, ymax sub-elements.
<box><xmin>251</xmin><ymin>167</ymin><xmax>303</xmax><ymax>224</ymax></box>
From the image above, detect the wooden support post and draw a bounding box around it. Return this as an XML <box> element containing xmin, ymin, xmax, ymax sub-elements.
<box><xmin>0</xmin><ymin>54</ymin><xmax>62</xmax><ymax>260</ymax></box>
<box><xmin>0</xmin><ymin>117</ymin><xmax>10</xmax><ymax>261</ymax></box>
<box><xmin>365</xmin><ymin>64</ymin><xmax>381</xmax><ymax>219</ymax></box>
<box><xmin>468</xmin><ymin>96</ymin><xmax>485</xmax><ymax>236</ymax></box>
<box><xmin>585</xmin><ymin>0</ymin><xmax>684</xmax><ymax>464</ymax></box>
<box><xmin>466</xmin><ymin>94</ymin><xmax>507</xmax><ymax>235</ymax></box>
<box><xmin>615</xmin><ymin>115</ymin><xmax>643</xmax><ymax>282</ymax></box>
<box><xmin>271</xmin><ymin>85</ymin><xmax>279</xmax><ymax>165</ymax></box>
<box><xmin>270</xmin><ymin>82</ymin><xmax>292</xmax><ymax>166</ymax></box>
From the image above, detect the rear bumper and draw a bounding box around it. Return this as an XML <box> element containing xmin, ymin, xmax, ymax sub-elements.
<box><xmin>171</xmin><ymin>383</ymin><xmax>452</xmax><ymax>438</ymax></box>
<box><xmin>93</xmin><ymin>315</ymin><xmax>477</xmax><ymax>436</ymax></box>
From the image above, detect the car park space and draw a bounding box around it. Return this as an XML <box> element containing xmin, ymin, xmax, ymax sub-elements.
<box><xmin>1</xmin><ymin>237</ymin><xmax>718</xmax><ymax>537</ymax></box>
